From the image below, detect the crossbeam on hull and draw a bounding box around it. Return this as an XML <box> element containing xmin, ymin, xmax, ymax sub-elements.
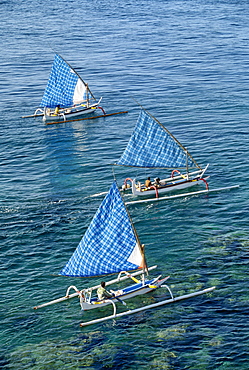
<box><xmin>80</xmin><ymin>286</ymin><xmax>216</xmax><ymax>327</ymax></box>
<box><xmin>33</xmin><ymin>265</ymin><xmax>157</xmax><ymax>310</ymax></box>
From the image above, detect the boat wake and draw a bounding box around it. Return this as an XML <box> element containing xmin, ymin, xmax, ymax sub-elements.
<box><xmin>90</xmin><ymin>191</ymin><xmax>108</xmax><ymax>197</ymax></box>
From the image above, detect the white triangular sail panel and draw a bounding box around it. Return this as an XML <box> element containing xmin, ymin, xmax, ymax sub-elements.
<box><xmin>40</xmin><ymin>54</ymin><xmax>87</xmax><ymax>108</ymax></box>
<box><xmin>117</xmin><ymin>110</ymin><xmax>196</xmax><ymax>168</ymax></box>
<box><xmin>73</xmin><ymin>78</ymin><xmax>87</xmax><ymax>105</ymax></box>
<box><xmin>60</xmin><ymin>182</ymin><xmax>144</xmax><ymax>278</ymax></box>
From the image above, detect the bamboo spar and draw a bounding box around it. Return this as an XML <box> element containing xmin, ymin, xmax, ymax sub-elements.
<box><xmin>22</xmin><ymin>111</ymin><xmax>128</xmax><ymax>121</ymax></box>
<box><xmin>33</xmin><ymin>265</ymin><xmax>158</xmax><ymax>310</ymax></box>
<box><xmin>22</xmin><ymin>113</ymin><xmax>44</xmax><ymax>118</ymax></box>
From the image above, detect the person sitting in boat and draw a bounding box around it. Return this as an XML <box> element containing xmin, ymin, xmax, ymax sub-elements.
<box><xmin>145</xmin><ymin>177</ymin><xmax>152</xmax><ymax>188</ymax></box>
<box><xmin>154</xmin><ymin>177</ymin><xmax>161</xmax><ymax>187</ymax></box>
<box><xmin>97</xmin><ymin>281</ymin><xmax>114</xmax><ymax>301</ymax></box>
<box><xmin>54</xmin><ymin>105</ymin><xmax>60</xmax><ymax>115</ymax></box>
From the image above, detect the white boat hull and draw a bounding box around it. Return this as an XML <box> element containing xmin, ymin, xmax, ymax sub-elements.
<box><xmin>123</xmin><ymin>167</ymin><xmax>210</xmax><ymax>198</ymax></box>
<box><xmin>33</xmin><ymin>98</ymin><xmax>104</xmax><ymax>122</ymax></box>
<box><xmin>81</xmin><ymin>276</ymin><xmax>169</xmax><ymax>311</ymax></box>
<box><xmin>131</xmin><ymin>177</ymin><xmax>209</xmax><ymax>197</ymax></box>
<box><xmin>43</xmin><ymin>101</ymin><xmax>103</xmax><ymax>122</ymax></box>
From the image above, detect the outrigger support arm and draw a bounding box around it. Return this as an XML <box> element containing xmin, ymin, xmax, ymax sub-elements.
<box><xmin>79</xmin><ymin>286</ymin><xmax>216</xmax><ymax>327</ymax></box>
<box><xmin>199</xmin><ymin>163</ymin><xmax>209</xmax><ymax>178</ymax></box>
<box><xmin>65</xmin><ymin>285</ymin><xmax>88</xmax><ymax>310</ymax></box>
<box><xmin>108</xmin><ymin>299</ymin><xmax>117</xmax><ymax>316</ymax></box>
<box><xmin>65</xmin><ymin>285</ymin><xmax>80</xmax><ymax>297</ymax></box>
<box><xmin>161</xmin><ymin>284</ymin><xmax>174</xmax><ymax>300</ymax></box>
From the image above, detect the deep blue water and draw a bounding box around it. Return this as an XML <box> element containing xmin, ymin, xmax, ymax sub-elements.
<box><xmin>1</xmin><ymin>0</ymin><xmax>249</xmax><ymax>369</ymax></box>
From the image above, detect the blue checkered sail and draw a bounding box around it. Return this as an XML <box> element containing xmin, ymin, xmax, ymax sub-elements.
<box><xmin>60</xmin><ymin>182</ymin><xmax>144</xmax><ymax>278</ymax></box>
<box><xmin>40</xmin><ymin>54</ymin><xmax>88</xmax><ymax>108</ymax></box>
<box><xmin>117</xmin><ymin>110</ymin><xmax>196</xmax><ymax>168</ymax></box>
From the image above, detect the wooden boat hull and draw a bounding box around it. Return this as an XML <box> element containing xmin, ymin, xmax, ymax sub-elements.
<box><xmin>80</xmin><ymin>276</ymin><xmax>169</xmax><ymax>310</ymax></box>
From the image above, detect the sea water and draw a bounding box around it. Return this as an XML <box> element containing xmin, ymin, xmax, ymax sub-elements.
<box><xmin>0</xmin><ymin>0</ymin><xmax>249</xmax><ymax>369</ymax></box>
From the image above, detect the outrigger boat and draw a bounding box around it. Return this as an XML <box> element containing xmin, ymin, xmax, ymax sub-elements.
<box><xmin>115</xmin><ymin>108</ymin><xmax>209</xmax><ymax>199</ymax></box>
<box><xmin>32</xmin><ymin>54</ymin><xmax>105</xmax><ymax>122</ymax></box>
<box><xmin>34</xmin><ymin>182</ymin><xmax>215</xmax><ymax>327</ymax></box>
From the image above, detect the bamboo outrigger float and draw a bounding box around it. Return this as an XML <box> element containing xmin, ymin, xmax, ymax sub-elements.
<box><xmin>125</xmin><ymin>185</ymin><xmax>240</xmax><ymax>205</ymax></box>
<box><xmin>34</xmin><ymin>182</ymin><xmax>215</xmax><ymax>327</ymax></box>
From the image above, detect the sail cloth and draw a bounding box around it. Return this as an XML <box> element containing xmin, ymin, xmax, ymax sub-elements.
<box><xmin>40</xmin><ymin>54</ymin><xmax>88</xmax><ymax>109</ymax></box>
<box><xmin>117</xmin><ymin>110</ymin><xmax>196</xmax><ymax>169</ymax></box>
<box><xmin>60</xmin><ymin>182</ymin><xmax>144</xmax><ymax>278</ymax></box>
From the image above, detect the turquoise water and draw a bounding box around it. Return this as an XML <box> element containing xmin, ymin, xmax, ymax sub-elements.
<box><xmin>1</xmin><ymin>0</ymin><xmax>249</xmax><ymax>368</ymax></box>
